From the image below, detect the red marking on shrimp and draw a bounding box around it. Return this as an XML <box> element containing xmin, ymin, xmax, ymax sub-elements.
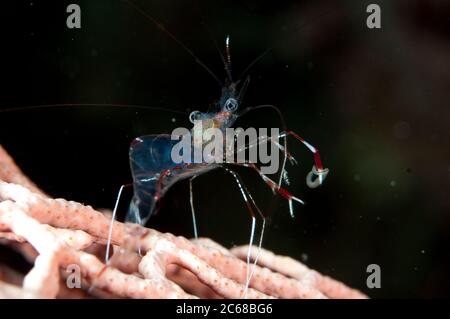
<box><xmin>277</xmin><ymin>187</ymin><xmax>293</xmax><ymax>200</ymax></box>
<box><xmin>155</xmin><ymin>164</ymin><xmax>190</xmax><ymax>199</ymax></box>
<box><xmin>286</xmin><ymin>130</ymin><xmax>324</xmax><ymax>171</ymax></box>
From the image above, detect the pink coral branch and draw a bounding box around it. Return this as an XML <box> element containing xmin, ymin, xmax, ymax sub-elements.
<box><xmin>0</xmin><ymin>145</ymin><xmax>366</xmax><ymax>299</ymax></box>
<box><xmin>0</xmin><ymin>146</ymin><xmax>46</xmax><ymax>196</ymax></box>
<box><xmin>231</xmin><ymin>246</ymin><xmax>366</xmax><ymax>299</ymax></box>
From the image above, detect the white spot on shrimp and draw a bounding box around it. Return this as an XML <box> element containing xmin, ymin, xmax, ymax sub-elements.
<box><xmin>282</xmin><ymin>170</ymin><xmax>290</xmax><ymax>185</ymax></box>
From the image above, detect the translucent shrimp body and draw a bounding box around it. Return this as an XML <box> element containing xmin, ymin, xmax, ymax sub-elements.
<box><xmin>126</xmin><ymin>83</ymin><xmax>242</xmax><ymax>225</ymax></box>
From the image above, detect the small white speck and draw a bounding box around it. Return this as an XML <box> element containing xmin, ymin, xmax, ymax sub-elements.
<box><xmin>171</xmin><ymin>117</ymin><xmax>176</xmax><ymax>123</ymax></box>
<box><xmin>390</xmin><ymin>180</ymin><xmax>396</xmax><ymax>187</ymax></box>
<box><xmin>421</xmin><ymin>250</ymin><xmax>425</xmax><ymax>254</ymax></box>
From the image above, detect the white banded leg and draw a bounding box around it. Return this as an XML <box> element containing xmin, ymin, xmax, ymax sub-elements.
<box><xmin>189</xmin><ymin>175</ymin><xmax>199</xmax><ymax>239</ymax></box>
<box><xmin>106</xmin><ymin>183</ymin><xmax>132</xmax><ymax>264</ymax></box>
<box><xmin>230</xmin><ymin>162</ymin><xmax>304</xmax><ymax>218</ymax></box>
<box><xmin>222</xmin><ymin>167</ymin><xmax>266</xmax><ymax>298</ymax></box>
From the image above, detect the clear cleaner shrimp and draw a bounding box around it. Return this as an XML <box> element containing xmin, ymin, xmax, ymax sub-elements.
<box><xmin>103</xmin><ymin>1</ymin><xmax>330</xmax><ymax>297</ymax></box>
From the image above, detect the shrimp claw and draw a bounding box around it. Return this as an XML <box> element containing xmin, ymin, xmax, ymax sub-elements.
<box><xmin>306</xmin><ymin>165</ymin><xmax>329</xmax><ymax>188</ymax></box>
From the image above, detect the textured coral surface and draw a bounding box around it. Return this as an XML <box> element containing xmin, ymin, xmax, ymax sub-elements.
<box><xmin>0</xmin><ymin>145</ymin><xmax>366</xmax><ymax>299</ymax></box>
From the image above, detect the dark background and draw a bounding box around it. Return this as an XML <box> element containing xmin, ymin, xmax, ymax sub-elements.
<box><xmin>1</xmin><ymin>0</ymin><xmax>449</xmax><ymax>298</ymax></box>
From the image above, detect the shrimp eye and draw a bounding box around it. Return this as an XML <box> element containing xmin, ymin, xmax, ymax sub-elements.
<box><xmin>224</xmin><ymin>98</ymin><xmax>238</xmax><ymax>112</ymax></box>
<box><xmin>189</xmin><ymin>110</ymin><xmax>200</xmax><ymax>124</ymax></box>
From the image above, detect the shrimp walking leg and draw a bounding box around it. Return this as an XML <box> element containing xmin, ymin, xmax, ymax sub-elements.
<box><xmin>236</xmin><ymin>134</ymin><xmax>298</xmax><ymax>165</ymax></box>
<box><xmin>231</xmin><ymin>163</ymin><xmax>305</xmax><ymax>218</ymax></box>
<box><xmin>234</xmin><ymin>134</ymin><xmax>297</xmax><ymax>190</ymax></box>
<box><xmin>106</xmin><ymin>183</ymin><xmax>132</xmax><ymax>264</ymax></box>
<box><xmin>189</xmin><ymin>176</ymin><xmax>199</xmax><ymax>239</ymax></box>
<box><xmin>221</xmin><ymin>167</ymin><xmax>266</xmax><ymax>297</ymax></box>
<box><xmin>237</xmin><ymin>130</ymin><xmax>329</xmax><ymax>189</ymax></box>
